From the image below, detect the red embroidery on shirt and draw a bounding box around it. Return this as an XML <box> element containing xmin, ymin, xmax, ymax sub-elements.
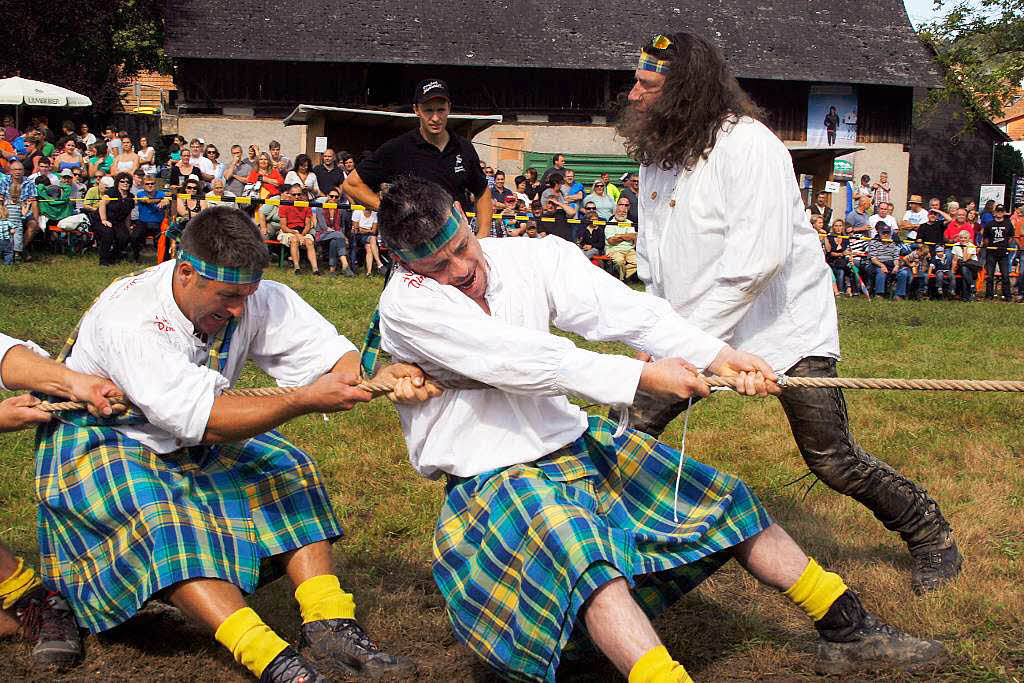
<box><xmin>403</xmin><ymin>273</ymin><xmax>425</xmax><ymax>288</ymax></box>
<box><xmin>153</xmin><ymin>316</ymin><xmax>176</xmax><ymax>333</ymax></box>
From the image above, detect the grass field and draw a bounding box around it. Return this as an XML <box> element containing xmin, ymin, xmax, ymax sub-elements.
<box><xmin>0</xmin><ymin>255</ymin><xmax>1022</xmax><ymax>682</ymax></box>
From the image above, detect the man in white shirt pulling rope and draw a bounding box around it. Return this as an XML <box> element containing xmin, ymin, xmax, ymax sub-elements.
<box><xmin>615</xmin><ymin>31</ymin><xmax>961</xmax><ymax>597</ymax></box>
<box><xmin>367</xmin><ymin>176</ymin><xmax>946</xmax><ymax>683</ymax></box>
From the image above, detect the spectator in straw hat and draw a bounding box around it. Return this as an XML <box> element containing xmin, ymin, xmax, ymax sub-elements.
<box><xmin>900</xmin><ymin>194</ymin><xmax>928</xmax><ymax>239</ymax></box>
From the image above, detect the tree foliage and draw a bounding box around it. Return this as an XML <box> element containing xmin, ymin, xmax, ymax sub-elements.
<box><xmin>993</xmin><ymin>143</ymin><xmax>1024</xmax><ymax>190</ymax></box>
<box><xmin>0</xmin><ymin>0</ymin><xmax>168</xmax><ymax>112</ymax></box>
<box><xmin>918</xmin><ymin>0</ymin><xmax>1024</xmax><ymax>121</ymax></box>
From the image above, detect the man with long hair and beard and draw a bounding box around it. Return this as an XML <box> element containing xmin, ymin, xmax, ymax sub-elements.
<box><xmin>615</xmin><ymin>32</ymin><xmax>962</xmax><ymax>596</ymax></box>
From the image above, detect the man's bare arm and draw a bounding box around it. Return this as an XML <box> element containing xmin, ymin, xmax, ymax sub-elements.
<box><xmin>474</xmin><ymin>191</ymin><xmax>493</xmax><ymax>239</ymax></box>
<box><xmin>342</xmin><ymin>170</ymin><xmax>381</xmax><ymax>211</ymax></box>
<box><xmin>1</xmin><ymin>344</ymin><xmax>119</xmax><ymax>416</ymax></box>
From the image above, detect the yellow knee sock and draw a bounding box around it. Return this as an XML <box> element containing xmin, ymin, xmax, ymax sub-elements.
<box><xmin>0</xmin><ymin>557</ymin><xmax>43</xmax><ymax>609</ymax></box>
<box><xmin>783</xmin><ymin>558</ymin><xmax>848</xmax><ymax>621</ymax></box>
<box><xmin>628</xmin><ymin>645</ymin><xmax>694</xmax><ymax>683</ymax></box>
<box><xmin>214</xmin><ymin>607</ymin><xmax>289</xmax><ymax>678</ymax></box>
<box><xmin>294</xmin><ymin>574</ymin><xmax>356</xmax><ymax>623</ymax></box>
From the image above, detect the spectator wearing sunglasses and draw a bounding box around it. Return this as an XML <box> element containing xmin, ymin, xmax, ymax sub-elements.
<box><xmin>204</xmin><ymin>144</ymin><xmax>225</xmax><ymax>182</ymax></box>
<box><xmin>97</xmin><ymin>172</ymin><xmax>135</xmax><ymax>266</ymax></box>
<box><xmin>278</xmin><ymin>184</ymin><xmax>320</xmax><ymax>275</ymax></box>
<box><xmin>132</xmin><ymin>176</ymin><xmax>169</xmax><ymax>262</ymax></box>
<box><xmin>583</xmin><ymin>179</ymin><xmax>615</xmax><ymax>220</ymax></box>
<box><xmin>315</xmin><ymin>189</ymin><xmax>354</xmax><ymax>276</ymax></box>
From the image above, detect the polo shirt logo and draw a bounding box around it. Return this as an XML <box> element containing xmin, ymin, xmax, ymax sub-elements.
<box><xmin>454</xmin><ymin>154</ymin><xmax>464</xmax><ymax>174</ymax></box>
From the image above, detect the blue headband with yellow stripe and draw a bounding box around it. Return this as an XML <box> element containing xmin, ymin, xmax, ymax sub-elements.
<box><xmin>177</xmin><ymin>250</ymin><xmax>262</xmax><ymax>284</ymax></box>
<box><xmin>390</xmin><ymin>205</ymin><xmax>462</xmax><ymax>262</ymax></box>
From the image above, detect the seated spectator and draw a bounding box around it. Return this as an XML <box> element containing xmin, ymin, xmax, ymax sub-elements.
<box><xmin>927</xmin><ymin>197</ymin><xmax>950</xmax><ymax>224</ymax></box>
<box><xmin>917</xmin><ymin>209</ymin><xmax>946</xmax><ymax>255</ymax></box>
<box><xmin>350</xmin><ymin>206</ymin><xmax>384</xmax><ymax>275</ymax></box>
<box><xmin>284</xmin><ymin>154</ymin><xmax>321</xmax><ymax>197</ymax></box>
<box><xmin>174</xmin><ymin>177</ymin><xmax>208</xmax><ymax>237</ymax></box>
<box><xmin>74</xmin><ymin>122</ymin><xmax>95</xmax><ymax>147</ymax></box>
<box><xmin>316</xmin><ymin>188</ymin><xmax>354</xmax><ymax>276</ymax></box>
<box><xmin>169</xmin><ymin>148</ymin><xmax>198</xmax><ymax>190</ymax></box>
<box><xmin>137</xmin><ymin>136</ymin><xmax>156</xmax><ymax>176</ymax></box>
<box><xmin>113</xmin><ymin>136</ymin><xmax>140</xmax><ymax>176</ymax></box>
<box><xmin>36</xmin><ymin>173</ymin><xmax>74</xmax><ymax>228</ymax></box>
<box><xmin>599</xmin><ymin>171</ymin><xmax>620</xmax><ymax>201</ymax></box>
<box><xmin>523</xmin><ymin>167</ymin><xmax>542</xmax><ymax>200</ymax></box>
<box><xmin>69</xmin><ymin>167</ymin><xmax>88</xmax><ymax>199</ymax></box>
<box><xmin>513</xmin><ymin>175</ymin><xmax>531</xmax><ymax>207</ymax></box>
<box><xmin>927</xmin><ymin>245</ymin><xmax>952</xmax><ymax>299</ymax></box>
<box><xmin>2</xmin><ymin>115</ymin><xmax>18</xmax><ymax>142</ymax></box>
<box><xmin>966</xmin><ymin>209</ymin><xmax>982</xmax><ymax>244</ymax></box>
<box><xmin>312</xmin><ymin>149</ymin><xmax>344</xmax><ymax>200</ymax></box>
<box><xmin>826</xmin><ymin>220</ymin><xmax>853</xmax><ymax>296</ymax></box>
<box><xmin>951</xmin><ymin>230</ymin><xmax>981</xmax><ymax>301</ymax></box>
<box><xmin>97</xmin><ymin>172</ymin><xmax>135</xmax><ymax>266</ymax></box>
<box><xmin>619</xmin><ymin>173</ymin><xmax>640</xmax><ymax>226</ymax></box>
<box><xmin>80</xmin><ymin>173</ymin><xmax>111</xmax><ymax>232</ymax></box>
<box><xmin>246</xmin><ymin>152</ymin><xmax>284</xmax><ymax>199</ymax></box>
<box><xmin>861</xmin><ymin>224</ymin><xmax>903</xmax><ymax>298</ymax></box>
<box><xmin>603</xmin><ymin>197</ymin><xmax>638</xmax><ymax>280</ymax></box>
<box><xmin>898</xmin><ymin>242</ymin><xmax>931</xmax><ymax>300</ymax></box>
<box><xmin>577</xmin><ymin>203</ymin><xmax>606</xmax><ymax>257</ymax></box>
<box><xmin>269</xmin><ymin>139</ymin><xmax>291</xmax><ymax>173</ymax></box>
<box><xmin>206</xmin><ymin>177</ymin><xmax>236</xmax><ymax>203</ymax></box>
<box><xmin>202</xmin><ymin>144</ymin><xmax>225</xmax><ymax>182</ymax></box>
<box><xmin>133</xmin><ymin>175</ymin><xmax>169</xmax><ymax>262</ymax></box>
<box><xmin>809</xmin><ymin>214</ymin><xmax>826</xmax><ymax>235</ymax></box>
<box><xmin>187</xmin><ymin>138</ymin><xmax>214</xmax><ymax>183</ymax></box>
<box><xmin>278</xmin><ymin>184</ymin><xmax>319</xmax><ymax>275</ymax></box>
<box><xmin>257</xmin><ymin>203</ymin><xmax>281</xmax><ymax>240</ymax></box>
<box><xmin>944</xmin><ymin>208</ymin><xmax>974</xmax><ymax>245</ymax></box>
<box><xmin>28</xmin><ymin>155</ymin><xmax>59</xmax><ymax>186</ymax></box>
<box><xmin>583</xmin><ymin>179</ymin><xmax>615</xmax><ymax>220</ymax></box>
<box><xmin>490</xmin><ymin>170</ymin><xmax>515</xmax><ymax>210</ymax></box>
<box><xmin>53</xmin><ymin>138</ymin><xmax>84</xmax><ymax>175</ymax></box>
<box><xmin>900</xmin><ymin>195</ymin><xmax>928</xmax><ymax>239</ymax></box>
<box><xmin>868</xmin><ymin>202</ymin><xmax>897</xmax><ymax>237</ymax></box>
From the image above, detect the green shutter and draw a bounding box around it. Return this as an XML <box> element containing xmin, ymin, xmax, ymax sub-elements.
<box><xmin>522</xmin><ymin>152</ymin><xmax>639</xmax><ymax>188</ymax></box>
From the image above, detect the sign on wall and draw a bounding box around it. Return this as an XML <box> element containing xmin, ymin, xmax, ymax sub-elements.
<box><xmin>808</xmin><ymin>85</ymin><xmax>858</xmax><ymax>147</ymax></box>
<box><xmin>1011</xmin><ymin>175</ymin><xmax>1024</xmax><ymax>209</ymax></box>
<box><xmin>980</xmin><ymin>184</ymin><xmax>1006</xmax><ymax>208</ymax></box>
<box><xmin>833</xmin><ymin>158</ymin><xmax>854</xmax><ymax>182</ymax></box>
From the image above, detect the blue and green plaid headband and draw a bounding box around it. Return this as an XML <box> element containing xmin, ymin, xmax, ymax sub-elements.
<box><xmin>390</xmin><ymin>206</ymin><xmax>462</xmax><ymax>262</ymax></box>
<box><xmin>177</xmin><ymin>250</ymin><xmax>262</xmax><ymax>284</ymax></box>
<box><xmin>638</xmin><ymin>34</ymin><xmax>672</xmax><ymax>73</ymax></box>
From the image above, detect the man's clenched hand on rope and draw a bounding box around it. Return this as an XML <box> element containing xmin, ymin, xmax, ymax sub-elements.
<box><xmin>636</xmin><ymin>346</ymin><xmax>782</xmax><ymax>401</ymax></box>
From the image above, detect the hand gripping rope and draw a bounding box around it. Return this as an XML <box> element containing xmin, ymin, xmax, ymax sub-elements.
<box><xmin>29</xmin><ymin>374</ymin><xmax>1024</xmax><ymax>414</ymax></box>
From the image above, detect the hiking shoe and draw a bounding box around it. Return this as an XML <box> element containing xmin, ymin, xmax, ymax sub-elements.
<box><xmin>814</xmin><ymin>590</ymin><xmax>946</xmax><ymax>675</ymax></box>
<box><xmin>342</xmin><ymin>268</ymin><xmax>356</xmax><ymax>277</ymax></box>
<box><xmin>260</xmin><ymin>646</ymin><xmax>329</xmax><ymax>683</ymax></box>
<box><xmin>298</xmin><ymin>618</ymin><xmax>415</xmax><ymax>678</ymax></box>
<box><xmin>910</xmin><ymin>540</ymin><xmax>963</xmax><ymax>595</ymax></box>
<box><xmin>13</xmin><ymin>587</ymin><xmax>82</xmax><ymax>671</ymax></box>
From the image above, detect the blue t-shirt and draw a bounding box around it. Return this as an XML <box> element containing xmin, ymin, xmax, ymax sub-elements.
<box><xmin>135</xmin><ymin>189</ymin><xmax>166</xmax><ymax>223</ymax></box>
<box><xmin>565</xmin><ymin>181</ymin><xmax>585</xmax><ymax>210</ymax></box>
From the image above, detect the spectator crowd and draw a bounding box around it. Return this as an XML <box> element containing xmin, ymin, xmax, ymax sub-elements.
<box><xmin>2</xmin><ymin>116</ymin><xmax>1022</xmax><ymax>302</ymax></box>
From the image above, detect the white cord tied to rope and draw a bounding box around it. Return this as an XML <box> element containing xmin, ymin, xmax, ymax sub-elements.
<box><xmin>673</xmin><ymin>395</ymin><xmax>693</xmax><ymax>523</ymax></box>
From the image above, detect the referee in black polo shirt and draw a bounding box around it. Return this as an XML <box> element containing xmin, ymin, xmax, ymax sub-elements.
<box><xmin>343</xmin><ymin>79</ymin><xmax>493</xmax><ymax>238</ymax></box>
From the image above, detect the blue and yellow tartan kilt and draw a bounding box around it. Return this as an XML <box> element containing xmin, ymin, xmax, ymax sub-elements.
<box><xmin>433</xmin><ymin>416</ymin><xmax>773</xmax><ymax>682</ymax></box>
<box><xmin>34</xmin><ymin>419</ymin><xmax>343</xmax><ymax>633</ymax></box>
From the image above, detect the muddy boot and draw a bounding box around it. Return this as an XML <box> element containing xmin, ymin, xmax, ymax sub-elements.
<box><xmin>260</xmin><ymin>646</ymin><xmax>329</xmax><ymax>683</ymax></box>
<box><xmin>13</xmin><ymin>587</ymin><xmax>83</xmax><ymax>672</ymax></box>
<box><xmin>910</xmin><ymin>539</ymin><xmax>963</xmax><ymax>595</ymax></box>
<box><xmin>813</xmin><ymin>590</ymin><xmax>946</xmax><ymax>675</ymax></box>
<box><xmin>299</xmin><ymin>618</ymin><xmax>415</xmax><ymax>679</ymax></box>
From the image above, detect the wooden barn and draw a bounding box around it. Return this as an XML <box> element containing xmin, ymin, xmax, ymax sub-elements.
<box><xmin>163</xmin><ymin>0</ymin><xmax>1000</xmax><ymax>210</ymax></box>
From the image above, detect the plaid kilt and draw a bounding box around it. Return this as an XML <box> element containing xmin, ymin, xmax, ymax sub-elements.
<box><xmin>35</xmin><ymin>417</ymin><xmax>343</xmax><ymax>633</ymax></box>
<box><xmin>434</xmin><ymin>415</ymin><xmax>773</xmax><ymax>682</ymax></box>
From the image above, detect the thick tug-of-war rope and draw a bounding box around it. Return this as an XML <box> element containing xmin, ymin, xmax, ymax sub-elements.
<box><xmin>30</xmin><ymin>375</ymin><xmax>1024</xmax><ymax>414</ymax></box>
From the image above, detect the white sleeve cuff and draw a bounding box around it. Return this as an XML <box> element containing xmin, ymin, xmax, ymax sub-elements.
<box><xmin>557</xmin><ymin>348</ymin><xmax>644</xmax><ymax>406</ymax></box>
<box><xmin>0</xmin><ymin>336</ymin><xmax>49</xmax><ymax>391</ymax></box>
<box><xmin>177</xmin><ymin>373</ymin><xmax>231</xmax><ymax>446</ymax></box>
<box><xmin>643</xmin><ymin>316</ymin><xmax>726</xmax><ymax>372</ymax></box>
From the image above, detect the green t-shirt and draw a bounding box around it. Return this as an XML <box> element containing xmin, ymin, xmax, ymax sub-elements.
<box><xmin>38</xmin><ymin>184</ymin><xmax>73</xmax><ymax>221</ymax></box>
<box><xmin>89</xmin><ymin>155</ymin><xmax>114</xmax><ymax>173</ymax></box>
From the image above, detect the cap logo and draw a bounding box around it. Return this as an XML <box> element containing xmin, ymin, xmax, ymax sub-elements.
<box><xmin>423</xmin><ymin>80</ymin><xmax>443</xmax><ymax>94</ymax></box>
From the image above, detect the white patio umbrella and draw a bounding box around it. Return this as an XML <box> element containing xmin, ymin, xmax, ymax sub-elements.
<box><xmin>0</xmin><ymin>77</ymin><xmax>92</xmax><ymax>129</ymax></box>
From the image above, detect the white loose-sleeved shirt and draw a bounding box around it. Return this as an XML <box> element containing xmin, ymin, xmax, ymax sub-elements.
<box><xmin>65</xmin><ymin>261</ymin><xmax>356</xmax><ymax>453</ymax></box>
<box><xmin>0</xmin><ymin>333</ymin><xmax>48</xmax><ymax>390</ymax></box>
<box><xmin>378</xmin><ymin>236</ymin><xmax>726</xmax><ymax>479</ymax></box>
<box><xmin>637</xmin><ymin>117</ymin><xmax>839</xmax><ymax>373</ymax></box>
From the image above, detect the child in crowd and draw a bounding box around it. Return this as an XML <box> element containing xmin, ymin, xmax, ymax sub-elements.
<box><xmin>952</xmin><ymin>230</ymin><xmax>981</xmax><ymax>302</ymax></box>
<box><xmin>928</xmin><ymin>245</ymin><xmax>951</xmax><ymax>299</ymax></box>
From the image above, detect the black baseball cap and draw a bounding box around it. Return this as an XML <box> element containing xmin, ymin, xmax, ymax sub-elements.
<box><xmin>414</xmin><ymin>79</ymin><xmax>450</xmax><ymax>104</ymax></box>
